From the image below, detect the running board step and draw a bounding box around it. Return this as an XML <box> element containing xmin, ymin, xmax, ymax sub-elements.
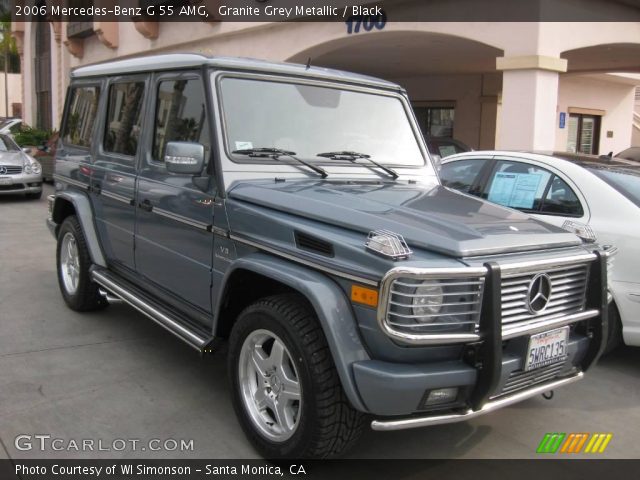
<box><xmin>91</xmin><ymin>268</ymin><xmax>215</xmax><ymax>353</ymax></box>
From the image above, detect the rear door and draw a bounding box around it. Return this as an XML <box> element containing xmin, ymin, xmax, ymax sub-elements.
<box><xmin>56</xmin><ymin>82</ymin><xmax>101</xmax><ymax>192</ymax></box>
<box><xmin>134</xmin><ymin>71</ymin><xmax>215</xmax><ymax>316</ymax></box>
<box><xmin>91</xmin><ymin>75</ymin><xmax>148</xmax><ymax>270</ymax></box>
<box><xmin>480</xmin><ymin>157</ymin><xmax>590</xmax><ymax>228</ymax></box>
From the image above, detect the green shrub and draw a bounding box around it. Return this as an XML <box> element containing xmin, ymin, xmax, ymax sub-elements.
<box><xmin>13</xmin><ymin>126</ymin><xmax>54</xmax><ymax>147</ymax></box>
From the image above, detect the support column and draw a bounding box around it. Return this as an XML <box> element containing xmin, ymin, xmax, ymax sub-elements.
<box><xmin>496</xmin><ymin>55</ymin><xmax>567</xmax><ymax>151</ymax></box>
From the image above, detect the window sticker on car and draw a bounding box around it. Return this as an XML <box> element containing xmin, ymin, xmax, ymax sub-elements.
<box><xmin>235</xmin><ymin>141</ymin><xmax>253</xmax><ymax>150</ymax></box>
<box><xmin>488</xmin><ymin>172</ymin><xmax>543</xmax><ymax>209</ymax></box>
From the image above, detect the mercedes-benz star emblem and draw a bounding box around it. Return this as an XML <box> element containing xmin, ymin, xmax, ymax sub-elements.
<box><xmin>0</xmin><ymin>166</ymin><xmax>7</xmax><ymax>175</ymax></box>
<box><xmin>526</xmin><ymin>273</ymin><xmax>553</xmax><ymax>314</ymax></box>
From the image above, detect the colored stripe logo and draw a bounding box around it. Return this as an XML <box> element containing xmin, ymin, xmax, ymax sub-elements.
<box><xmin>537</xmin><ymin>433</ymin><xmax>612</xmax><ymax>454</ymax></box>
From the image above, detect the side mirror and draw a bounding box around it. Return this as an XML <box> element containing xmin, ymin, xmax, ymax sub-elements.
<box><xmin>22</xmin><ymin>147</ymin><xmax>32</xmax><ymax>155</ymax></box>
<box><xmin>164</xmin><ymin>141</ymin><xmax>205</xmax><ymax>175</ymax></box>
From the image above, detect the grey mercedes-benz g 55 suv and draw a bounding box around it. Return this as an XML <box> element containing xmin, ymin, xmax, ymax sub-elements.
<box><xmin>47</xmin><ymin>54</ymin><xmax>611</xmax><ymax>459</ymax></box>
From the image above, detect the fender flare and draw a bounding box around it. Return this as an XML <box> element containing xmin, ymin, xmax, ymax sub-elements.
<box><xmin>218</xmin><ymin>253</ymin><xmax>370</xmax><ymax>412</ymax></box>
<box><xmin>53</xmin><ymin>191</ymin><xmax>107</xmax><ymax>267</ymax></box>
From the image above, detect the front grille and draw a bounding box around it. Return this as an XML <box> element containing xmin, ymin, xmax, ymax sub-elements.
<box><xmin>387</xmin><ymin>276</ymin><xmax>484</xmax><ymax>335</ymax></box>
<box><xmin>501</xmin><ymin>263</ymin><xmax>589</xmax><ymax>326</ymax></box>
<box><xmin>492</xmin><ymin>363</ymin><xmax>571</xmax><ymax>398</ymax></box>
<box><xmin>0</xmin><ymin>165</ymin><xmax>22</xmax><ymax>175</ymax></box>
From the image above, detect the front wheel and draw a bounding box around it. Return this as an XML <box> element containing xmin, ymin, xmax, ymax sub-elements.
<box><xmin>228</xmin><ymin>294</ymin><xmax>365</xmax><ymax>458</ymax></box>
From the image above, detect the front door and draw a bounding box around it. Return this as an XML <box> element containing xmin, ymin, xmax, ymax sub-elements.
<box><xmin>91</xmin><ymin>76</ymin><xmax>148</xmax><ymax>270</ymax></box>
<box><xmin>134</xmin><ymin>72</ymin><xmax>215</xmax><ymax>315</ymax></box>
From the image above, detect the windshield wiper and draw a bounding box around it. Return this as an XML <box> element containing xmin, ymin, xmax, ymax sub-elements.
<box><xmin>232</xmin><ymin>148</ymin><xmax>328</xmax><ymax>178</ymax></box>
<box><xmin>316</xmin><ymin>151</ymin><xmax>398</xmax><ymax>180</ymax></box>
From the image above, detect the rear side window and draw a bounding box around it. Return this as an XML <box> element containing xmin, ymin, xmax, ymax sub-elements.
<box><xmin>440</xmin><ymin>158</ymin><xmax>487</xmax><ymax>193</ymax></box>
<box><xmin>104</xmin><ymin>81</ymin><xmax>145</xmax><ymax>156</ymax></box>
<box><xmin>152</xmin><ymin>78</ymin><xmax>210</xmax><ymax>162</ymax></box>
<box><xmin>541</xmin><ymin>176</ymin><xmax>583</xmax><ymax>216</ymax></box>
<box><xmin>485</xmin><ymin>160</ymin><xmax>552</xmax><ymax>211</ymax></box>
<box><xmin>62</xmin><ymin>86</ymin><xmax>100</xmax><ymax>148</ymax></box>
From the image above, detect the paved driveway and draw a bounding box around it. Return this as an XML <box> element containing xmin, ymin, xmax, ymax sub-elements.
<box><xmin>1</xmin><ymin>184</ymin><xmax>639</xmax><ymax>460</ymax></box>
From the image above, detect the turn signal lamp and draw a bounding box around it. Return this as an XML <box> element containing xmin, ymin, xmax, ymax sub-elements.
<box><xmin>351</xmin><ymin>285</ymin><xmax>379</xmax><ymax>307</ymax></box>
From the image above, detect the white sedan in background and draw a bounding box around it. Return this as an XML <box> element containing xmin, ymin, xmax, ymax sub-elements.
<box><xmin>440</xmin><ymin>151</ymin><xmax>640</xmax><ymax>350</ymax></box>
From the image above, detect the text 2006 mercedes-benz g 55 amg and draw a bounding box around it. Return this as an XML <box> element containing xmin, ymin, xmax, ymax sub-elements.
<box><xmin>47</xmin><ymin>54</ymin><xmax>611</xmax><ymax>458</ymax></box>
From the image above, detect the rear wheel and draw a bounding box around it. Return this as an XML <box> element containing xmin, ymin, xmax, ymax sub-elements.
<box><xmin>228</xmin><ymin>294</ymin><xmax>365</xmax><ymax>458</ymax></box>
<box><xmin>56</xmin><ymin>215</ymin><xmax>107</xmax><ymax>311</ymax></box>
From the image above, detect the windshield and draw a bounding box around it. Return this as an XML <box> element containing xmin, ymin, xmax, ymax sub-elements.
<box><xmin>219</xmin><ymin>77</ymin><xmax>425</xmax><ymax>167</ymax></box>
<box><xmin>589</xmin><ymin>167</ymin><xmax>640</xmax><ymax>208</ymax></box>
<box><xmin>0</xmin><ymin>134</ymin><xmax>19</xmax><ymax>152</ymax></box>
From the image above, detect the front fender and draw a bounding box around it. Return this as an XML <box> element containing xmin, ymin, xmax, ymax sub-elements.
<box><xmin>218</xmin><ymin>253</ymin><xmax>370</xmax><ymax>412</ymax></box>
<box><xmin>52</xmin><ymin>191</ymin><xmax>107</xmax><ymax>267</ymax></box>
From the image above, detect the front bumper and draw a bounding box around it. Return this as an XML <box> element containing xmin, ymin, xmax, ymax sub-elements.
<box><xmin>355</xmin><ymin>249</ymin><xmax>609</xmax><ymax>429</ymax></box>
<box><xmin>0</xmin><ymin>172</ymin><xmax>43</xmax><ymax>195</ymax></box>
<box><xmin>371</xmin><ymin>372</ymin><xmax>583</xmax><ymax>431</ymax></box>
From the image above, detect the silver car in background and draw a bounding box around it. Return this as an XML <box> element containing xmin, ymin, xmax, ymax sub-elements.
<box><xmin>0</xmin><ymin>134</ymin><xmax>43</xmax><ymax>199</ymax></box>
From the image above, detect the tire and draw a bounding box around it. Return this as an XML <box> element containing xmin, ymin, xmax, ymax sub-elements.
<box><xmin>228</xmin><ymin>294</ymin><xmax>365</xmax><ymax>459</ymax></box>
<box><xmin>26</xmin><ymin>190</ymin><xmax>42</xmax><ymax>200</ymax></box>
<box><xmin>56</xmin><ymin>215</ymin><xmax>108</xmax><ymax>312</ymax></box>
<box><xmin>604</xmin><ymin>302</ymin><xmax>622</xmax><ymax>354</ymax></box>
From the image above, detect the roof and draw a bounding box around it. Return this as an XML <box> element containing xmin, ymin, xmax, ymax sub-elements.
<box><xmin>70</xmin><ymin>54</ymin><xmax>401</xmax><ymax>90</ymax></box>
<box><xmin>445</xmin><ymin>150</ymin><xmax>640</xmax><ymax>168</ymax></box>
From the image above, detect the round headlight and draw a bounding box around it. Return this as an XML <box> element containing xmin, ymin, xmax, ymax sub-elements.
<box><xmin>31</xmin><ymin>161</ymin><xmax>42</xmax><ymax>174</ymax></box>
<box><xmin>412</xmin><ymin>281</ymin><xmax>444</xmax><ymax>318</ymax></box>
<box><xmin>24</xmin><ymin>163</ymin><xmax>33</xmax><ymax>174</ymax></box>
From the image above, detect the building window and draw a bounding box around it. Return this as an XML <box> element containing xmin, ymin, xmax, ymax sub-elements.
<box><xmin>152</xmin><ymin>78</ymin><xmax>209</xmax><ymax>162</ymax></box>
<box><xmin>104</xmin><ymin>82</ymin><xmax>145</xmax><ymax>156</ymax></box>
<box><xmin>62</xmin><ymin>86</ymin><xmax>100</xmax><ymax>148</ymax></box>
<box><xmin>413</xmin><ymin>106</ymin><xmax>455</xmax><ymax>138</ymax></box>
<box><xmin>567</xmin><ymin>114</ymin><xmax>601</xmax><ymax>155</ymax></box>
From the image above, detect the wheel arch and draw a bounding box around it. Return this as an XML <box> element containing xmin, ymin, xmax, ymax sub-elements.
<box><xmin>215</xmin><ymin>253</ymin><xmax>370</xmax><ymax>412</ymax></box>
<box><xmin>52</xmin><ymin>191</ymin><xmax>107</xmax><ymax>267</ymax></box>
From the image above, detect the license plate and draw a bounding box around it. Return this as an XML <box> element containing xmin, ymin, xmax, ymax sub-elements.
<box><xmin>525</xmin><ymin>326</ymin><xmax>569</xmax><ymax>371</ymax></box>
<box><xmin>0</xmin><ymin>177</ymin><xmax>12</xmax><ymax>185</ymax></box>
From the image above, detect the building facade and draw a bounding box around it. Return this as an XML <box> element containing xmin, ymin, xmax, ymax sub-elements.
<box><xmin>11</xmin><ymin>0</ymin><xmax>640</xmax><ymax>153</ymax></box>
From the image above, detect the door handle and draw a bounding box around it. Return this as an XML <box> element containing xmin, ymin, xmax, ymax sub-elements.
<box><xmin>138</xmin><ymin>199</ymin><xmax>153</xmax><ymax>212</ymax></box>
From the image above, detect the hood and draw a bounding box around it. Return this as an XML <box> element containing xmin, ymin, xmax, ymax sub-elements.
<box><xmin>227</xmin><ymin>180</ymin><xmax>582</xmax><ymax>258</ymax></box>
<box><xmin>0</xmin><ymin>151</ymin><xmax>26</xmax><ymax>166</ymax></box>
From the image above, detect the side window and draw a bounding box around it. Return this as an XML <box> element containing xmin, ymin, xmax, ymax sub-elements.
<box><xmin>541</xmin><ymin>176</ymin><xmax>584</xmax><ymax>216</ymax></box>
<box><xmin>152</xmin><ymin>78</ymin><xmax>210</xmax><ymax>162</ymax></box>
<box><xmin>104</xmin><ymin>81</ymin><xmax>145</xmax><ymax>156</ymax></box>
<box><xmin>440</xmin><ymin>159</ymin><xmax>487</xmax><ymax>193</ymax></box>
<box><xmin>485</xmin><ymin>160</ymin><xmax>552</xmax><ymax>211</ymax></box>
<box><xmin>62</xmin><ymin>86</ymin><xmax>100</xmax><ymax>148</ymax></box>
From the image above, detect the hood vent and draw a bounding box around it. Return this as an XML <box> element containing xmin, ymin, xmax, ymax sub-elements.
<box><xmin>294</xmin><ymin>231</ymin><xmax>334</xmax><ymax>257</ymax></box>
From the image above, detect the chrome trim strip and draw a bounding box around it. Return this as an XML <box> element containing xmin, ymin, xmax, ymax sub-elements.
<box><xmin>153</xmin><ymin>207</ymin><xmax>210</xmax><ymax>231</ymax></box>
<box><xmin>377</xmin><ymin>266</ymin><xmax>487</xmax><ymax>345</ymax></box>
<box><xmin>53</xmin><ymin>174</ymin><xmax>89</xmax><ymax>190</ymax></box>
<box><xmin>92</xmin><ymin>270</ymin><xmax>209</xmax><ymax>351</ymax></box>
<box><xmin>370</xmin><ymin>372</ymin><xmax>583</xmax><ymax>431</ymax></box>
<box><xmin>211</xmin><ymin>225</ymin><xmax>229</xmax><ymax>237</ymax></box>
<box><xmin>499</xmin><ymin>253</ymin><xmax>597</xmax><ymax>275</ymax></box>
<box><xmin>502</xmin><ymin>309</ymin><xmax>598</xmax><ymax>340</ymax></box>
<box><xmin>101</xmin><ymin>190</ymin><xmax>132</xmax><ymax>205</ymax></box>
<box><xmin>229</xmin><ymin>234</ymin><xmax>379</xmax><ymax>287</ymax></box>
